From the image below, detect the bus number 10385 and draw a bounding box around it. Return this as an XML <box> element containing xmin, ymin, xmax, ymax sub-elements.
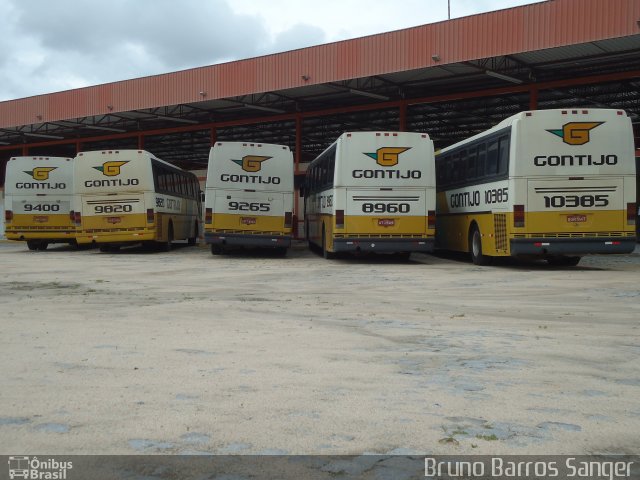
<box><xmin>544</xmin><ymin>194</ymin><xmax>609</xmax><ymax>208</ymax></box>
<box><xmin>362</xmin><ymin>202</ymin><xmax>410</xmax><ymax>213</ymax></box>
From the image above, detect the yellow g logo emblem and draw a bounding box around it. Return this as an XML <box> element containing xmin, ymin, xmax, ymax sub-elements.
<box><xmin>231</xmin><ymin>155</ymin><xmax>272</xmax><ymax>172</ymax></box>
<box><xmin>24</xmin><ymin>167</ymin><xmax>57</xmax><ymax>181</ymax></box>
<box><xmin>547</xmin><ymin>122</ymin><xmax>603</xmax><ymax>146</ymax></box>
<box><xmin>93</xmin><ymin>161</ymin><xmax>128</xmax><ymax>176</ymax></box>
<box><xmin>364</xmin><ymin>147</ymin><xmax>411</xmax><ymax>166</ymax></box>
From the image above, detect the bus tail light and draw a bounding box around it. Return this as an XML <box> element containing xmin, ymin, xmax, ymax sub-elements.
<box><xmin>5</xmin><ymin>210</ymin><xmax>13</xmax><ymax>222</ymax></box>
<box><xmin>205</xmin><ymin>208</ymin><xmax>213</xmax><ymax>224</ymax></box>
<box><xmin>427</xmin><ymin>210</ymin><xmax>436</xmax><ymax>230</ymax></box>
<box><xmin>514</xmin><ymin>204</ymin><xmax>525</xmax><ymax>228</ymax></box>
<box><xmin>336</xmin><ymin>209</ymin><xmax>344</xmax><ymax>229</ymax></box>
<box><xmin>284</xmin><ymin>211</ymin><xmax>292</xmax><ymax>228</ymax></box>
<box><xmin>69</xmin><ymin>210</ymin><xmax>75</xmax><ymax>223</ymax></box>
<box><xmin>146</xmin><ymin>208</ymin><xmax>155</xmax><ymax>224</ymax></box>
<box><xmin>73</xmin><ymin>211</ymin><xmax>82</xmax><ymax>226</ymax></box>
<box><xmin>627</xmin><ymin>202</ymin><xmax>636</xmax><ymax>226</ymax></box>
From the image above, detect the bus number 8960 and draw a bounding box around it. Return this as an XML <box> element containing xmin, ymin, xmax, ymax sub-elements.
<box><xmin>362</xmin><ymin>202</ymin><xmax>410</xmax><ymax>213</ymax></box>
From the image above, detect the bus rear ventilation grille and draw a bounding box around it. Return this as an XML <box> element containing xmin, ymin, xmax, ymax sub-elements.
<box><xmin>333</xmin><ymin>233</ymin><xmax>428</xmax><ymax>239</ymax></box>
<box><xmin>518</xmin><ymin>232</ymin><xmax>630</xmax><ymax>239</ymax></box>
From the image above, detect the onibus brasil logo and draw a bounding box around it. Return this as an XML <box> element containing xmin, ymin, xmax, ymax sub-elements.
<box><xmin>8</xmin><ymin>456</ymin><xmax>73</xmax><ymax>479</ymax></box>
<box><xmin>23</xmin><ymin>167</ymin><xmax>57</xmax><ymax>181</ymax></box>
<box><xmin>231</xmin><ymin>155</ymin><xmax>272</xmax><ymax>172</ymax></box>
<box><xmin>546</xmin><ymin>122</ymin><xmax>603</xmax><ymax>146</ymax></box>
<box><xmin>93</xmin><ymin>161</ymin><xmax>129</xmax><ymax>176</ymax></box>
<box><xmin>364</xmin><ymin>147</ymin><xmax>411</xmax><ymax>166</ymax></box>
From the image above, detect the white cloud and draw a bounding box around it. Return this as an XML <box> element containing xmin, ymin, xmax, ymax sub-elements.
<box><xmin>0</xmin><ymin>0</ymin><xmax>542</xmax><ymax>101</ymax></box>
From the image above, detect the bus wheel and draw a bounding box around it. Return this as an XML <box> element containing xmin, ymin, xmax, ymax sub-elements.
<box><xmin>396</xmin><ymin>252</ymin><xmax>411</xmax><ymax>261</ymax></box>
<box><xmin>27</xmin><ymin>241</ymin><xmax>39</xmax><ymax>251</ymax></box>
<box><xmin>548</xmin><ymin>255</ymin><xmax>581</xmax><ymax>267</ymax></box>
<box><xmin>188</xmin><ymin>223</ymin><xmax>198</xmax><ymax>246</ymax></box>
<box><xmin>159</xmin><ymin>224</ymin><xmax>173</xmax><ymax>252</ymax></box>
<box><xmin>37</xmin><ymin>242</ymin><xmax>49</xmax><ymax>251</ymax></box>
<box><xmin>211</xmin><ymin>245</ymin><xmax>223</xmax><ymax>255</ymax></box>
<box><xmin>470</xmin><ymin>227</ymin><xmax>491</xmax><ymax>266</ymax></box>
<box><xmin>322</xmin><ymin>224</ymin><xmax>334</xmax><ymax>259</ymax></box>
<box><xmin>274</xmin><ymin>247</ymin><xmax>287</xmax><ymax>257</ymax></box>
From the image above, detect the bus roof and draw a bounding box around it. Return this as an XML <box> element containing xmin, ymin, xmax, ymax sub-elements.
<box><xmin>309</xmin><ymin>131</ymin><xmax>431</xmax><ymax>169</ymax></box>
<box><xmin>439</xmin><ymin>108</ymin><xmax>630</xmax><ymax>154</ymax></box>
<box><xmin>76</xmin><ymin>149</ymin><xmax>189</xmax><ymax>172</ymax></box>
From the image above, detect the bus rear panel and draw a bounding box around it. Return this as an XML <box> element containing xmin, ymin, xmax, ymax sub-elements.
<box><xmin>75</xmin><ymin>150</ymin><xmax>200</xmax><ymax>249</ymax></box>
<box><xmin>204</xmin><ymin>142</ymin><xmax>294</xmax><ymax>253</ymax></box>
<box><xmin>436</xmin><ymin>108</ymin><xmax>636</xmax><ymax>265</ymax></box>
<box><xmin>306</xmin><ymin>131</ymin><xmax>436</xmax><ymax>256</ymax></box>
<box><xmin>4</xmin><ymin>156</ymin><xmax>76</xmax><ymax>250</ymax></box>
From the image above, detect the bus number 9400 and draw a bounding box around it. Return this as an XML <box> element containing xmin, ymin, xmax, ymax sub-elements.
<box><xmin>25</xmin><ymin>204</ymin><xmax>59</xmax><ymax>212</ymax></box>
<box><xmin>95</xmin><ymin>205</ymin><xmax>133</xmax><ymax>213</ymax></box>
<box><xmin>543</xmin><ymin>194</ymin><xmax>609</xmax><ymax>208</ymax></box>
<box><xmin>362</xmin><ymin>203</ymin><xmax>410</xmax><ymax>213</ymax></box>
<box><xmin>229</xmin><ymin>201</ymin><xmax>270</xmax><ymax>212</ymax></box>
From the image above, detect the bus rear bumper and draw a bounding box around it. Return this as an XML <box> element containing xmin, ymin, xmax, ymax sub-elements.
<box><xmin>76</xmin><ymin>231</ymin><xmax>155</xmax><ymax>245</ymax></box>
<box><xmin>510</xmin><ymin>237</ymin><xmax>637</xmax><ymax>256</ymax></box>
<box><xmin>5</xmin><ymin>231</ymin><xmax>76</xmax><ymax>243</ymax></box>
<box><xmin>205</xmin><ymin>232</ymin><xmax>291</xmax><ymax>248</ymax></box>
<box><xmin>333</xmin><ymin>237</ymin><xmax>434</xmax><ymax>253</ymax></box>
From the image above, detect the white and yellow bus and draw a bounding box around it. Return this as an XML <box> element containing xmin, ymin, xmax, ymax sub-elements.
<box><xmin>435</xmin><ymin>108</ymin><xmax>637</xmax><ymax>266</ymax></box>
<box><xmin>204</xmin><ymin>142</ymin><xmax>294</xmax><ymax>254</ymax></box>
<box><xmin>304</xmin><ymin>131</ymin><xmax>436</xmax><ymax>259</ymax></box>
<box><xmin>74</xmin><ymin>150</ymin><xmax>201</xmax><ymax>251</ymax></box>
<box><xmin>4</xmin><ymin>156</ymin><xmax>76</xmax><ymax>250</ymax></box>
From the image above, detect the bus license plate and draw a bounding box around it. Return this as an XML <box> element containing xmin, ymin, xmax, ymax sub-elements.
<box><xmin>106</xmin><ymin>217</ymin><xmax>122</xmax><ymax>224</ymax></box>
<box><xmin>241</xmin><ymin>217</ymin><xmax>257</xmax><ymax>225</ymax></box>
<box><xmin>566</xmin><ymin>214</ymin><xmax>587</xmax><ymax>223</ymax></box>
<box><xmin>33</xmin><ymin>216</ymin><xmax>49</xmax><ymax>223</ymax></box>
<box><xmin>378</xmin><ymin>219</ymin><xmax>395</xmax><ymax>227</ymax></box>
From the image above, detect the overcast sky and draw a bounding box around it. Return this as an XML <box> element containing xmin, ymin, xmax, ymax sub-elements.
<box><xmin>0</xmin><ymin>0</ymin><xmax>542</xmax><ymax>102</ymax></box>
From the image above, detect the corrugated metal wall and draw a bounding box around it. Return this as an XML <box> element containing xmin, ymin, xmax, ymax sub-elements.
<box><xmin>1</xmin><ymin>0</ymin><xmax>638</xmax><ymax>129</ymax></box>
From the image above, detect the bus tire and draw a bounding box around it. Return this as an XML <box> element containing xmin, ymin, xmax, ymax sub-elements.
<box><xmin>37</xmin><ymin>242</ymin><xmax>49</xmax><ymax>251</ymax></box>
<box><xmin>322</xmin><ymin>224</ymin><xmax>334</xmax><ymax>259</ymax></box>
<box><xmin>470</xmin><ymin>226</ymin><xmax>491</xmax><ymax>266</ymax></box>
<box><xmin>396</xmin><ymin>252</ymin><xmax>411</xmax><ymax>261</ymax></box>
<box><xmin>211</xmin><ymin>245</ymin><xmax>223</xmax><ymax>255</ymax></box>
<box><xmin>27</xmin><ymin>241</ymin><xmax>39</xmax><ymax>251</ymax></box>
<box><xmin>159</xmin><ymin>223</ymin><xmax>173</xmax><ymax>252</ymax></box>
<box><xmin>548</xmin><ymin>255</ymin><xmax>581</xmax><ymax>267</ymax></box>
<box><xmin>188</xmin><ymin>222</ymin><xmax>198</xmax><ymax>246</ymax></box>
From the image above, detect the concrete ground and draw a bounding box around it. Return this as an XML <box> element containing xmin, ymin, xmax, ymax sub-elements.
<box><xmin>0</xmin><ymin>241</ymin><xmax>639</xmax><ymax>456</ymax></box>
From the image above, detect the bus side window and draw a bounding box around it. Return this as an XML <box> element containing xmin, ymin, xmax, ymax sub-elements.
<box><xmin>477</xmin><ymin>144</ymin><xmax>486</xmax><ymax>178</ymax></box>
<box><xmin>466</xmin><ymin>147</ymin><xmax>477</xmax><ymax>181</ymax></box>
<box><xmin>497</xmin><ymin>136</ymin><xmax>510</xmax><ymax>175</ymax></box>
<box><xmin>486</xmin><ymin>140</ymin><xmax>499</xmax><ymax>176</ymax></box>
